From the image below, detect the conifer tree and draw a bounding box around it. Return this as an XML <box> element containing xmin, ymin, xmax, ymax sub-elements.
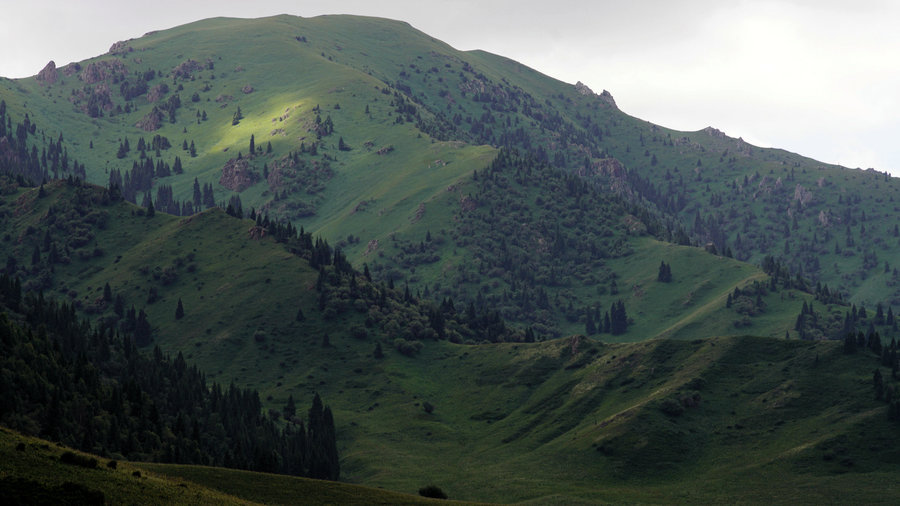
<box><xmin>874</xmin><ymin>368</ymin><xmax>884</xmax><ymax>400</ymax></box>
<box><xmin>284</xmin><ymin>394</ymin><xmax>296</xmax><ymax>419</ymax></box>
<box><xmin>657</xmin><ymin>261</ymin><xmax>672</xmax><ymax>282</ymax></box>
<box><xmin>585</xmin><ymin>309</ymin><xmax>596</xmax><ymax>335</ymax></box>
<box><xmin>610</xmin><ymin>300</ymin><xmax>628</xmax><ymax>335</ymax></box>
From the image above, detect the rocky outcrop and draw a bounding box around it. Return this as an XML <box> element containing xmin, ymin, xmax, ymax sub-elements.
<box><xmin>458</xmin><ymin>77</ymin><xmax>511</xmax><ymax>103</ymax></box>
<box><xmin>108</xmin><ymin>40</ymin><xmax>133</xmax><ymax>55</ymax></box>
<box><xmin>248</xmin><ymin>225</ymin><xmax>267</xmax><ymax>240</ymax></box>
<box><xmin>242</xmin><ymin>85</ymin><xmax>254</xmax><ymax>94</ymax></box>
<box><xmin>36</xmin><ymin>61</ymin><xmax>58</xmax><ymax>85</ymax></box>
<box><xmin>135</xmin><ymin>107</ymin><xmax>164</xmax><ymax>131</ymax></box>
<box><xmin>220</xmin><ymin>158</ymin><xmax>258</xmax><ymax>192</ymax></box>
<box><xmin>411</xmin><ymin>203</ymin><xmax>425</xmax><ymax>223</ymax></box>
<box><xmin>599</xmin><ymin>89</ymin><xmax>617</xmax><ymax>108</ymax></box>
<box><xmin>584</xmin><ymin>157</ymin><xmax>626</xmax><ymax>179</ymax></box>
<box><xmin>68</xmin><ymin>83</ymin><xmax>114</xmax><ymax>117</ymax></box>
<box><xmin>574</xmin><ymin>81</ymin><xmax>594</xmax><ymax>96</ymax></box>
<box><xmin>147</xmin><ymin>84</ymin><xmax>168</xmax><ymax>103</ymax></box>
<box><xmin>363</xmin><ymin>239</ymin><xmax>379</xmax><ymax>256</ymax></box>
<box><xmin>793</xmin><ymin>184</ymin><xmax>813</xmax><ymax>207</ymax></box>
<box><xmin>702</xmin><ymin>126</ymin><xmax>727</xmax><ymax>139</ymax></box>
<box><xmin>172</xmin><ymin>59</ymin><xmax>202</xmax><ymax>79</ymax></box>
<box><xmin>80</xmin><ymin>60</ymin><xmax>128</xmax><ymax>84</ymax></box>
<box><xmin>459</xmin><ymin>194</ymin><xmax>477</xmax><ymax>213</ymax></box>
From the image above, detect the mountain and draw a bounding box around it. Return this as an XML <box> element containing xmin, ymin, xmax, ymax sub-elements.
<box><xmin>1</xmin><ymin>13</ymin><xmax>900</xmax><ymax>504</ymax></box>
<box><xmin>1</xmin><ymin>14</ymin><xmax>898</xmax><ymax>339</ymax></box>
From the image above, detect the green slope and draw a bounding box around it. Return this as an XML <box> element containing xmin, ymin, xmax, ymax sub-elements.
<box><xmin>3</xmin><ymin>12</ymin><xmax>899</xmax><ymax>316</ymax></box>
<box><xmin>0</xmin><ymin>429</ymin><xmax>449</xmax><ymax>505</ymax></box>
<box><xmin>1</xmin><ymin>179</ymin><xmax>898</xmax><ymax>503</ymax></box>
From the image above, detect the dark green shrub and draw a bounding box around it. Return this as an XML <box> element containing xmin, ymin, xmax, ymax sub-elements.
<box><xmin>60</xmin><ymin>451</ymin><xmax>98</xmax><ymax>469</ymax></box>
<box><xmin>658</xmin><ymin>398</ymin><xmax>684</xmax><ymax>417</ymax></box>
<box><xmin>418</xmin><ymin>484</ymin><xmax>447</xmax><ymax>499</ymax></box>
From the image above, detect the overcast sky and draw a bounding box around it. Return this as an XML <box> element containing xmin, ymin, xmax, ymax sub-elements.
<box><xmin>2</xmin><ymin>0</ymin><xmax>899</xmax><ymax>174</ymax></box>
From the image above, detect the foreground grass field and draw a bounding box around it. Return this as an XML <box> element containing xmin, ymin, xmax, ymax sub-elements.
<box><xmin>4</xmin><ymin>330</ymin><xmax>899</xmax><ymax>504</ymax></box>
<box><xmin>0</xmin><ymin>429</ymin><xmax>456</xmax><ymax>505</ymax></box>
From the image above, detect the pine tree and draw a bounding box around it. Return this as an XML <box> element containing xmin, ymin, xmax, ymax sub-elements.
<box><xmin>192</xmin><ymin>178</ymin><xmax>202</xmax><ymax>207</ymax></box>
<box><xmin>610</xmin><ymin>300</ymin><xmax>628</xmax><ymax>335</ymax></box>
<box><xmin>284</xmin><ymin>394</ymin><xmax>296</xmax><ymax>419</ymax></box>
<box><xmin>657</xmin><ymin>261</ymin><xmax>672</xmax><ymax>282</ymax></box>
<box><xmin>874</xmin><ymin>369</ymin><xmax>884</xmax><ymax>400</ymax></box>
<box><xmin>585</xmin><ymin>309</ymin><xmax>596</xmax><ymax>335</ymax></box>
<box><xmin>249</xmin><ymin>134</ymin><xmax>255</xmax><ymax>155</ymax></box>
<box><xmin>844</xmin><ymin>333</ymin><xmax>857</xmax><ymax>354</ymax></box>
<box><xmin>175</xmin><ymin>298</ymin><xmax>184</xmax><ymax>319</ymax></box>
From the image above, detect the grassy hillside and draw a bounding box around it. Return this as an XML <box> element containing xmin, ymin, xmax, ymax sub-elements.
<box><xmin>8</xmin><ymin>329</ymin><xmax>897</xmax><ymax>504</ymax></box>
<box><xmin>298</xmin><ymin>334</ymin><xmax>900</xmax><ymax>503</ymax></box>
<box><xmin>2</xmin><ymin>179</ymin><xmax>899</xmax><ymax>503</ymax></box>
<box><xmin>0</xmin><ymin>178</ymin><xmax>853</xmax><ymax>372</ymax></box>
<box><xmin>0</xmin><ymin>429</ymin><xmax>446</xmax><ymax>505</ymax></box>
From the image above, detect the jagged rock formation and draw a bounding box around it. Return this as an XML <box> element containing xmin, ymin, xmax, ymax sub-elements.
<box><xmin>36</xmin><ymin>61</ymin><xmax>57</xmax><ymax>85</ymax></box>
<box><xmin>599</xmin><ymin>89</ymin><xmax>617</xmax><ymax>107</ymax></box>
<box><xmin>575</xmin><ymin>81</ymin><xmax>594</xmax><ymax>96</ymax></box>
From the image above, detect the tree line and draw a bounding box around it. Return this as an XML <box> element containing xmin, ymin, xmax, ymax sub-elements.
<box><xmin>0</xmin><ymin>273</ymin><xmax>339</xmax><ymax>480</ymax></box>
